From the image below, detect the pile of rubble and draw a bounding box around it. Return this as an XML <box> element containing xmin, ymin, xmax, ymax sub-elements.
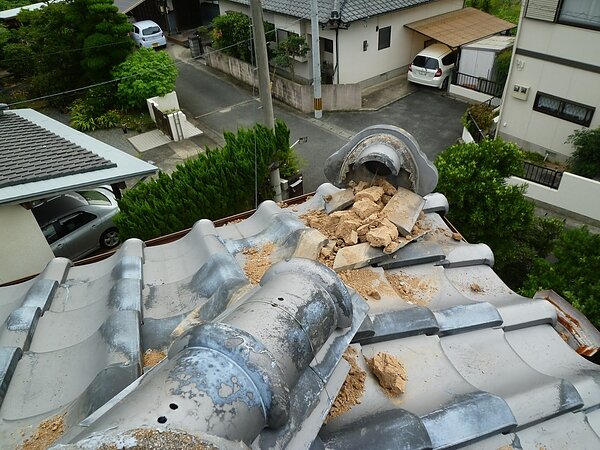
<box><xmin>301</xmin><ymin>179</ymin><xmax>430</xmax><ymax>271</ymax></box>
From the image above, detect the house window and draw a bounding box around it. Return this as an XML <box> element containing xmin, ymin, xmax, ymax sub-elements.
<box><xmin>322</xmin><ymin>38</ymin><xmax>334</xmax><ymax>53</ymax></box>
<box><xmin>533</xmin><ymin>92</ymin><xmax>595</xmax><ymax>126</ymax></box>
<box><xmin>378</xmin><ymin>26</ymin><xmax>391</xmax><ymax>50</ymax></box>
<box><xmin>558</xmin><ymin>0</ymin><xmax>600</xmax><ymax>29</ymax></box>
<box><xmin>276</xmin><ymin>29</ymin><xmax>290</xmax><ymax>44</ymax></box>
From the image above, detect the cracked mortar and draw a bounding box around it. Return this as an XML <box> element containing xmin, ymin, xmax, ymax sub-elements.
<box><xmin>242</xmin><ymin>242</ymin><xmax>275</xmax><ymax>284</ymax></box>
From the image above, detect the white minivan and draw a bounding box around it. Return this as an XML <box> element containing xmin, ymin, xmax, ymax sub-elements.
<box><xmin>407</xmin><ymin>43</ymin><xmax>457</xmax><ymax>90</ymax></box>
<box><xmin>130</xmin><ymin>20</ymin><xmax>167</xmax><ymax>49</ymax></box>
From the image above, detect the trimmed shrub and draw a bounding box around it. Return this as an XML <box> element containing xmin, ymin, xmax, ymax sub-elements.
<box><xmin>114</xmin><ymin>121</ymin><xmax>296</xmax><ymax>240</ymax></box>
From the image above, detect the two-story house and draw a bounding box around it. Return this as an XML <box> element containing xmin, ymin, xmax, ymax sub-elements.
<box><xmin>497</xmin><ymin>0</ymin><xmax>600</xmax><ymax>162</ymax></box>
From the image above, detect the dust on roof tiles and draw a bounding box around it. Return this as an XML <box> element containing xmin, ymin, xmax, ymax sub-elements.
<box><xmin>1</xmin><ymin>125</ymin><xmax>600</xmax><ymax>450</ymax></box>
<box><xmin>0</xmin><ymin>113</ymin><xmax>116</xmax><ymax>188</ymax></box>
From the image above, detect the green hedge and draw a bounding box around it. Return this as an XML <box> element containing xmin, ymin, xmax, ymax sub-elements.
<box><xmin>114</xmin><ymin>120</ymin><xmax>293</xmax><ymax>241</ymax></box>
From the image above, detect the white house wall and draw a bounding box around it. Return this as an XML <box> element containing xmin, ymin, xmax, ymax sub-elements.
<box><xmin>0</xmin><ymin>205</ymin><xmax>54</xmax><ymax>283</ymax></box>
<box><xmin>498</xmin><ymin>17</ymin><xmax>600</xmax><ymax>160</ymax></box>
<box><xmin>219</xmin><ymin>0</ymin><xmax>462</xmax><ymax>85</ymax></box>
<box><xmin>336</xmin><ymin>0</ymin><xmax>462</xmax><ymax>85</ymax></box>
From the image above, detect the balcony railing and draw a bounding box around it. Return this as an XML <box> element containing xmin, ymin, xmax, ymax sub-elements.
<box><xmin>452</xmin><ymin>71</ymin><xmax>504</xmax><ymax>98</ymax></box>
<box><xmin>522</xmin><ymin>161</ymin><xmax>563</xmax><ymax>189</ymax></box>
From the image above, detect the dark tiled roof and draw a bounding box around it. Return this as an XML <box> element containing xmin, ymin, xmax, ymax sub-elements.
<box><xmin>1</xmin><ymin>126</ymin><xmax>600</xmax><ymax>449</ymax></box>
<box><xmin>223</xmin><ymin>0</ymin><xmax>435</xmax><ymax>23</ymax></box>
<box><xmin>0</xmin><ymin>113</ymin><xmax>116</xmax><ymax>189</ymax></box>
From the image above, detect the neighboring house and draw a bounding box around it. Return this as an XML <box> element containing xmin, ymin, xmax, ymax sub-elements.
<box><xmin>0</xmin><ymin>1</ymin><xmax>63</xmax><ymax>27</ymax></box>
<box><xmin>117</xmin><ymin>0</ymin><xmax>220</xmax><ymax>34</ymax></box>
<box><xmin>497</xmin><ymin>0</ymin><xmax>600</xmax><ymax>162</ymax></box>
<box><xmin>2</xmin><ymin>125</ymin><xmax>600</xmax><ymax>449</ymax></box>
<box><xmin>218</xmin><ymin>1</ymin><xmax>514</xmax><ymax>87</ymax></box>
<box><xmin>0</xmin><ymin>107</ymin><xmax>157</xmax><ymax>283</ymax></box>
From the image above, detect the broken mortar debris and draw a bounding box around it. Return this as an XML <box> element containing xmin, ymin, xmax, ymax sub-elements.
<box><xmin>352</xmin><ymin>198</ymin><xmax>381</xmax><ymax>220</ymax></box>
<box><xmin>21</xmin><ymin>414</ymin><xmax>65</xmax><ymax>450</ymax></box>
<box><xmin>300</xmin><ymin>181</ymin><xmax>430</xmax><ymax>272</ymax></box>
<box><xmin>327</xmin><ymin>346</ymin><xmax>367</xmax><ymax>422</ymax></box>
<box><xmin>242</xmin><ymin>242</ymin><xmax>275</xmax><ymax>284</ymax></box>
<box><xmin>339</xmin><ymin>268</ymin><xmax>397</xmax><ymax>301</ymax></box>
<box><xmin>366</xmin><ymin>352</ymin><xmax>408</xmax><ymax>397</ymax></box>
<box><xmin>354</xmin><ymin>185</ymin><xmax>384</xmax><ymax>203</ymax></box>
<box><xmin>143</xmin><ymin>348</ymin><xmax>167</xmax><ymax>368</ymax></box>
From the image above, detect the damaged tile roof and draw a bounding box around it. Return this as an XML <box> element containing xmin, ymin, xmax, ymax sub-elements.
<box><xmin>1</xmin><ymin>125</ymin><xmax>600</xmax><ymax>449</ymax></box>
<box><xmin>0</xmin><ymin>109</ymin><xmax>157</xmax><ymax>205</ymax></box>
<box><xmin>222</xmin><ymin>0</ymin><xmax>436</xmax><ymax>24</ymax></box>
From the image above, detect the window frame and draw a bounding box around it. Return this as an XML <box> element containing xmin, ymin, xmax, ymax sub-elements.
<box><xmin>556</xmin><ymin>0</ymin><xmax>600</xmax><ymax>31</ymax></box>
<box><xmin>532</xmin><ymin>91</ymin><xmax>595</xmax><ymax>127</ymax></box>
<box><xmin>378</xmin><ymin>26</ymin><xmax>391</xmax><ymax>51</ymax></box>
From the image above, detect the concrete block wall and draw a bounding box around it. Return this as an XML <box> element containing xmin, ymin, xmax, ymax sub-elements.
<box><xmin>205</xmin><ymin>47</ymin><xmax>361</xmax><ymax>112</ymax></box>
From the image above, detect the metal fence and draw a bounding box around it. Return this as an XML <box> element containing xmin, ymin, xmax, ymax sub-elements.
<box><xmin>452</xmin><ymin>71</ymin><xmax>504</xmax><ymax>98</ymax></box>
<box><xmin>466</xmin><ymin>111</ymin><xmax>486</xmax><ymax>143</ymax></box>
<box><xmin>522</xmin><ymin>161</ymin><xmax>563</xmax><ymax>189</ymax></box>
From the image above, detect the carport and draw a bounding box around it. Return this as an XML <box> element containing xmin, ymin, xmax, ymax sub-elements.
<box><xmin>404</xmin><ymin>7</ymin><xmax>516</xmax><ymax>49</ymax></box>
<box><xmin>405</xmin><ymin>7</ymin><xmax>516</xmax><ymax>101</ymax></box>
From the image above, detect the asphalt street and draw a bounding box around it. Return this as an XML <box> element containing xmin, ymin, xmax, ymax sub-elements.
<box><xmin>173</xmin><ymin>51</ymin><xmax>467</xmax><ymax>192</ymax></box>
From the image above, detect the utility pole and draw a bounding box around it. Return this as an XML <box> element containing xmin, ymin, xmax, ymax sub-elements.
<box><xmin>311</xmin><ymin>0</ymin><xmax>322</xmax><ymax>119</ymax></box>
<box><xmin>249</xmin><ymin>0</ymin><xmax>281</xmax><ymax>201</ymax></box>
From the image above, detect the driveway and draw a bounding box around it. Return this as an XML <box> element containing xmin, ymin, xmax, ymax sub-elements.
<box><xmin>173</xmin><ymin>47</ymin><xmax>467</xmax><ymax>192</ymax></box>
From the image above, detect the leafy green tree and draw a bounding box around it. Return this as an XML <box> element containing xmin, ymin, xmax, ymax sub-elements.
<box><xmin>114</xmin><ymin>121</ymin><xmax>296</xmax><ymax>240</ymax></box>
<box><xmin>434</xmin><ymin>139</ymin><xmax>563</xmax><ymax>288</ymax></box>
<box><xmin>112</xmin><ymin>48</ymin><xmax>178</xmax><ymax>109</ymax></box>
<box><xmin>68</xmin><ymin>0</ymin><xmax>133</xmax><ymax>83</ymax></box>
<box><xmin>211</xmin><ymin>11</ymin><xmax>253</xmax><ymax>62</ymax></box>
<box><xmin>494</xmin><ymin>49</ymin><xmax>512</xmax><ymax>92</ymax></box>
<box><xmin>209</xmin><ymin>12</ymin><xmax>275</xmax><ymax>63</ymax></box>
<box><xmin>566</xmin><ymin>127</ymin><xmax>600</xmax><ymax>179</ymax></box>
<box><xmin>522</xmin><ymin>227</ymin><xmax>600</xmax><ymax>328</ymax></box>
<box><xmin>0</xmin><ymin>0</ymin><xmax>131</xmax><ymax>100</ymax></box>
<box><xmin>273</xmin><ymin>33</ymin><xmax>309</xmax><ymax>81</ymax></box>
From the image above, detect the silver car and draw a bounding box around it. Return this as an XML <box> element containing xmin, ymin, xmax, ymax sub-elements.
<box><xmin>407</xmin><ymin>43</ymin><xmax>457</xmax><ymax>90</ymax></box>
<box><xmin>130</xmin><ymin>20</ymin><xmax>167</xmax><ymax>49</ymax></box>
<box><xmin>32</xmin><ymin>187</ymin><xmax>120</xmax><ymax>261</ymax></box>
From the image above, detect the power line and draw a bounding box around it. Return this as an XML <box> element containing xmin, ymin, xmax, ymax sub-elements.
<box><xmin>0</xmin><ymin>39</ymin><xmax>133</xmax><ymax>63</ymax></box>
<box><xmin>5</xmin><ymin>15</ymin><xmax>308</xmax><ymax>107</ymax></box>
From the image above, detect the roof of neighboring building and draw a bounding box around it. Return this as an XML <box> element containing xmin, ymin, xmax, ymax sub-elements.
<box><xmin>221</xmin><ymin>0</ymin><xmax>438</xmax><ymax>24</ymax></box>
<box><xmin>0</xmin><ymin>109</ymin><xmax>157</xmax><ymax>206</ymax></box>
<box><xmin>405</xmin><ymin>7</ymin><xmax>516</xmax><ymax>48</ymax></box>
<box><xmin>462</xmin><ymin>34</ymin><xmax>515</xmax><ymax>52</ymax></box>
<box><xmin>0</xmin><ymin>1</ymin><xmax>50</xmax><ymax>20</ymax></box>
<box><xmin>1</xmin><ymin>125</ymin><xmax>599</xmax><ymax>449</ymax></box>
<box><xmin>114</xmin><ymin>0</ymin><xmax>147</xmax><ymax>14</ymax></box>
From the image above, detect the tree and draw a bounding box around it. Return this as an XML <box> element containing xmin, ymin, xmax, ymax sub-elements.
<box><xmin>68</xmin><ymin>0</ymin><xmax>133</xmax><ymax>83</ymax></box>
<box><xmin>211</xmin><ymin>11</ymin><xmax>253</xmax><ymax>62</ymax></box>
<box><xmin>112</xmin><ymin>48</ymin><xmax>178</xmax><ymax>109</ymax></box>
<box><xmin>209</xmin><ymin>12</ymin><xmax>275</xmax><ymax>63</ymax></box>
<box><xmin>114</xmin><ymin>121</ymin><xmax>299</xmax><ymax>241</ymax></box>
<box><xmin>0</xmin><ymin>0</ymin><xmax>132</xmax><ymax>100</ymax></box>
<box><xmin>522</xmin><ymin>227</ymin><xmax>600</xmax><ymax>329</ymax></box>
<box><xmin>273</xmin><ymin>33</ymin><xmax>309</xmax><ymax>81</ymax></box>
<box><xmin>434</xmin><ymin>139</ymin><xmax>563</xmax><ymax>288</ymax></box>
<box><xmin>566</xmin><ymin>127</ymin><xmax>600</xmax><ymax>179</ymax></box>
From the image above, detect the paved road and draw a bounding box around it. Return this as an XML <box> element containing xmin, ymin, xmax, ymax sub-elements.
<box><xmin>174</xmin><ymin>54</ymin><xmax>467</xmax><ymax>192</ymax></box>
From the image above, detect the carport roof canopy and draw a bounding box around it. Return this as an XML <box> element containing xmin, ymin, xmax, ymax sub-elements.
<box><xmin>405</xmin><ymin>7</ymin><xmax>516</xmax><ymax>49</ymax></box>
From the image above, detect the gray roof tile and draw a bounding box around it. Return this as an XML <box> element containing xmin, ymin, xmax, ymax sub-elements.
<box><xmin>0</xmin><ymin>113</ymin><xmax>116</xmax><ymax>188</ymax></box>
<box><xmin>224</xmin><ymin>0</ymin><xmax>434</xmax><ymax>23</ymax></box>
<box><xmin>1</xmin><ymin>125</ymin><xmax>600</xmax><ymax>449</ymax></box>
